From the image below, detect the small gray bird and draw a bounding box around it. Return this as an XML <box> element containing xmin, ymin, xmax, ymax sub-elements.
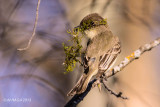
<box><xmin>67</xmin><ymin>13</ymin><xmax>121</xmax><ymax>96</ymax></box>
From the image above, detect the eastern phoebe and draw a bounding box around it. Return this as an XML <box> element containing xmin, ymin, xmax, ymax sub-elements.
<box><xmin>67</xmin><ymin>13</ymin><xmax>121</xmax><ymax>96</ymax></box>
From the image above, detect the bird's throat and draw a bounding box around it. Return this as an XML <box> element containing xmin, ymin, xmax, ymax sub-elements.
<box><xmin>84</xmin><ymin>30</ymin><xmax>98</xmax><ymax>39</ymax></box>
<box><xmin>84</xmin><ymin>25</ymin><xmax>108</xmax><ymax>39</ymax></box>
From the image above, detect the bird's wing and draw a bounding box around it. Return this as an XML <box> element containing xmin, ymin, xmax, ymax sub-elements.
<box><xmin>98</xmin><ymin>41</ymin><xmax>121</xmax><ymax>71</ymax></box>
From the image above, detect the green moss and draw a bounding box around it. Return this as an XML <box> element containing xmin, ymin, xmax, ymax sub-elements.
<box><xmin>63</xmin><ymin>29</ymin><xmax>83</xmax><ymax>73</ymax></box>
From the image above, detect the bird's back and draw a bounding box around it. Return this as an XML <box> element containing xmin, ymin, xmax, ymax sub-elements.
<box><xmin>86</xmin><ymin>30</ymin><xmax>118</xmax><ymax>58</ymax></box>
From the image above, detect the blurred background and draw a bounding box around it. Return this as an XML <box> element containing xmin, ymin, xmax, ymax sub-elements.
<box><xmin>0</xmin><ymin>0</ymin><xmax>160</xmax><ymax>107</ymax></box>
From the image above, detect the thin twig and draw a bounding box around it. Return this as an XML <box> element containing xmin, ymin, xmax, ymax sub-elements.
<box><xmin>17</xmin><ymin>0</ymin><xmax>41</xmax><ymax>51</ymax></box>
<box><xmin>102</xmin><ymin>80</ymin><xmax>128</xmax><ymax>99</ymax></box>
<box><xmin>65</xmin><ymin>37</ymin><xmax>160</xmax><ymax>106</ymax></box>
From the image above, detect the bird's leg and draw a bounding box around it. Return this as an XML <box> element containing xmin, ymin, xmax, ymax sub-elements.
<box><xmin>97</xmin><ymin>79</ymin><xmax>102</xmax><ymax>92</ymax></box>
<box><xmin>92</xmin><ymin>77</ymin><xmax>102</xmax><ymax>92</ymax></box>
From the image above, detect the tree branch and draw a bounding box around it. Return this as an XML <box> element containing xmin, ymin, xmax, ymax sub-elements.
<box><xmin>65</xmin><ymin>79</ymin><xmax>97</xmax><ymax>107</ymax></box>
<box><xmin>102</xmin><ymin>80</ymin><xmax>128</xmax><ymax>99</ymax></box>
<box><xmin>17</xmin><ymin>0</ymin><xmax>41</xmax><ymax>51</ymax></box>
<box><xmin>65</xmin><ymin>37</ymin><xmax>160</xmax><ymax>107</ymax></box>
<box><xmin>104</xmin><ymin>37</ymin><xmax>160</xmax><ymax>79</ymax></box>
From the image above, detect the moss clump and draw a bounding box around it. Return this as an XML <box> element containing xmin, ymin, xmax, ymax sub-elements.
<box><xmin>63</xmin><ymin>29</ymin><xmax>83</xmax><ymax>74</ymax></box>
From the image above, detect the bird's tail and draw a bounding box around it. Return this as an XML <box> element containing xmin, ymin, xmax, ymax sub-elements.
<box><xmin>67</xmin><ymin>73</ymin><xmax>92</xmax><ymax>96</ymax></box>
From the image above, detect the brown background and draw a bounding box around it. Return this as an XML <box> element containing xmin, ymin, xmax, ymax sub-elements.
<box><xmin>0</xmin><ymin>0</ymin><xmax>160</xmax><ymax>107</ymax></box>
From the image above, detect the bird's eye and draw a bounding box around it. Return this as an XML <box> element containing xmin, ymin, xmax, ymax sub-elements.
<box><xmin>73</xmin><ymin>26</ymin><xmax>79</xmax><ymax>33</ymax></box>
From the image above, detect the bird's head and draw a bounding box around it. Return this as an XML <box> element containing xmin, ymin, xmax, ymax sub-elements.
<box><xmin>74</xmin><ymin>13</ymin><xmax>108</xmax><ymax>39</ymax></box>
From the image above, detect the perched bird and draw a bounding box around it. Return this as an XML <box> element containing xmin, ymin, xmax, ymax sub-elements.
<box><xmin>67</xmin><ymin>13</ymin><xmax>121</xmax><ymax>96</ymax></box>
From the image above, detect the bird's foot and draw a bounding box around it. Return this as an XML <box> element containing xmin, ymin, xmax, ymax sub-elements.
<box><xmin>92</xmin><ymin>78</ymin><xmax>102</xmax><ymax>92</ymax></box>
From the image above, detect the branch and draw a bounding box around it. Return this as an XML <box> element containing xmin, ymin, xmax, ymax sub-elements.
<box><xmin>104</xmin><ymin>37</ymin><xmax>160</xmax><ymax>79</ymax></box>
<box><xmin>102</xmin><ymin>80</ymin><xmax>128</xmax><ymax>99</ymax></box>
<box><xmin>65</xmin><ymin>37</ymin><xmax>160</xmax><ymax>107</ymax></box>
<box><xmin>65</xmin><ymin>79</ymin><xmax>97</xmax><ymax>107</ymax></box>
<box><xmin>17</xmin><ymin>0</ymin><xmax>41</xmax><ymax>51</ymax></box>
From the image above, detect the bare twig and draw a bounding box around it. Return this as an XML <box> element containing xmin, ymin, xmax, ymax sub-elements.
<box><xmin>102</xmin><ymin>80</ymin><xmax>128</xmax><ymax>99</ymax></box>
<box><xmin>65</xmin><ymin>37</ymin><xmax>160</xmax><ymax>106</ymax></box>
<box><xmin>17</xmin><ymin>0</ymin><xmax>41</xmax><ymax>51</ymax></box>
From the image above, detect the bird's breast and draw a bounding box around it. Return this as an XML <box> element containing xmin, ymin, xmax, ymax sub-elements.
<box><xmin>85</xmin><ymin>31</ymin><xmax>115</xmax><ymax>58</ymax></box>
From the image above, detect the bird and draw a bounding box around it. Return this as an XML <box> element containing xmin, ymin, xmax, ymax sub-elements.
<box><xmin>67</xmin><ymin>13</ymin><xmax>121</xmax><ymax>96</ymax></box>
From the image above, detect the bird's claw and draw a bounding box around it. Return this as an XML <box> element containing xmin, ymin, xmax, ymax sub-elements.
<box><xmin>92</xmin><ymin>79</ymin><xmax>102</xmax><ymax>92</ymax></box>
